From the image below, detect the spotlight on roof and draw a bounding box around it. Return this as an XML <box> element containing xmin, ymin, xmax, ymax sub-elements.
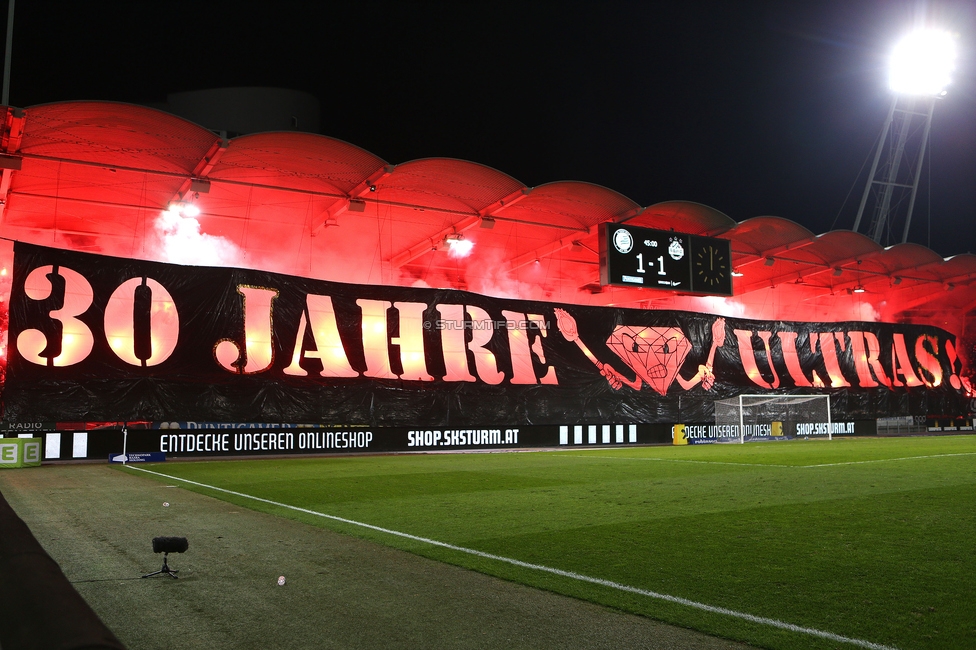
<box><xmin>853</xmin><ymin>285</ymin><xmax>866</xmax><ymax>294</ymax></box>
<box><xmin>444</xmin><ymin>234</ymin><xmax>473</xmax><ymax>258</ymax></box>
<box><xmin>889</xmin><ymin>29</ymin><xmax>957</xmax><ymax>96</ymax></box>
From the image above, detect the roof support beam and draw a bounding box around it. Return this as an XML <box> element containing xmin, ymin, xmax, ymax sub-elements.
<box><xmin>508</xmin><ymin>205</ymin><xmax>641</xmax><ymax>272</ymax></box>
<box><xmin>9</xmin><ymin>153</ymin><xmax>598</xmax><ymax>242</ymax></box>
<box><xmin>955</xmin><ymin>296</ymin><xmax>976</xmax><ymax>315</ymax></box>
<box><xmin>171</xmin><ymin>138</ymin><xmax>228</xmax><ymax>205</ymax></box>
<box><xmin>806</xmin><ymin>257</ymin><xmax>960</xmax><ymax>291</ymax></box>
<box><xmin>730</xmin><ymin>235</ymin><xmax>818</xmax><ymax>271</ymax></box>
<box><xmin>734</xmin><ymin>249</ymin><xmax>891</xmax><ymax>295</ymax></box>
<box><xmin>311</xmin><ymin>164</ymin><xmax>395</xmax><ymax>235</ymax></box>
<box><xmin>0</xmin><ymin>107</ymin><xmax>26</xmax><ymax>222</ymax></box>
<box><xmin>390</xmin><ymin>214</ymin><xmax>483</xmax><ymax>268</ymax></box>
<box><xmin>825</xmin><ymin>267</ymin><xmax>976</xmax><ymax>294</ymax></box>
<box><xmin>884</xmin><ymin>279</ymin><xmax>976</xmax><ymax>313</ymax></box>
<box><xmin>387</xmin><ymin>187</ymin><xmax>529</xmax><ymax>267</ymax></box>
<box><xmin>348</xmin><ymin>164</ymin><xmax>396</xmax><ymax>200</ymax></box>
<box><xmin>478</xmin><ymin>187</ymin><xmax>530</xmax><ymax>218</ymax></box>
<box><xmin>787</xmin><ymin>262</ymin><xmax>976</xmax><ymax>311</ymax></box>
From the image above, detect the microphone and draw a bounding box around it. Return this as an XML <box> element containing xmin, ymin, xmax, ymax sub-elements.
<box><xmin>152</xmin><ymin>537</ymin><xmax>188</xmax><ymax>554</ymax></box>
<box><xmin>143</xmin><ymin>537</ymin><xmax>189</xmax><ymax>578</ymax></box>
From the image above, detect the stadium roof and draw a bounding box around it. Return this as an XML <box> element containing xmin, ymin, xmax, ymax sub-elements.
<box><xmin>0</xmin><ymin>101</ymin><xmax>973</xmax><ymax>327</ymax></box>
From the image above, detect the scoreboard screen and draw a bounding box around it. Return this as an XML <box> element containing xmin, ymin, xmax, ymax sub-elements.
<box><xmin>599</xmin><ymin>223</ymin><xmax>733</xmax><ymax>296</ymax></box>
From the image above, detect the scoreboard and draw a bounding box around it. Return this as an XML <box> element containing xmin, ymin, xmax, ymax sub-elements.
<box><xmin>599</xmin><ymin>223</ymin><xmax>733</xmax><ymax>296</ymax></box>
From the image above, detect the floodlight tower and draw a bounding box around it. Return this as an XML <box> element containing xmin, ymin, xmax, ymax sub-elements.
<box><xmin>852</xmin><ymin>29</ymin><xmax>957</xmax><ymax>245</ymax></box>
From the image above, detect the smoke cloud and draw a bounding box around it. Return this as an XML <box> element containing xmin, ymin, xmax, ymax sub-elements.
<box><xmin>151</xmin><ymin>209</ymin><xmax>244</xmax><ymax>267</ymax></box>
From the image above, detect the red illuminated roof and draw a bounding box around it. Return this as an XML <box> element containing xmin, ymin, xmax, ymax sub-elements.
<box><xmin>0</xmin><ymin>101</ymin><xmax>972</xmax><ymax>328</ymax></box>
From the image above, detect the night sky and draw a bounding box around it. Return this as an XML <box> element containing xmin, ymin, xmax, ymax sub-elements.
<box><xmin>4</xmin><ymin>1</ymin><xmax>975</xmax><ymax>256</ymax></box>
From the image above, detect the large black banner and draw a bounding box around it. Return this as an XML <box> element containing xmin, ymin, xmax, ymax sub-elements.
<box><xmin>3</xmin><ymin>243</ymin><xmax>970</xmax><ymax>425</ymax></box>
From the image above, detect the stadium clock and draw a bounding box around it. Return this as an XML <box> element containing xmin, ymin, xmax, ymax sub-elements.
<box><xmin>689</xmin><ymin>235</ymin><xmax>732</xmax><ymax>294</ymax></box>
<box><xmin>599</xmin><ymin>223</ymin><xmax>733</xmax><ymax>296</ymax></box>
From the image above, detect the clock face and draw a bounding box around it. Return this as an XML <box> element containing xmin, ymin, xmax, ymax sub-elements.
<box><xmin>694</xmin><ymin>243</ymin><xmax>729</xmax><ymax>289</ymax></box>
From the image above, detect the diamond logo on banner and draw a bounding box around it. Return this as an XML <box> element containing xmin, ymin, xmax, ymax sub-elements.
<box><xmin>606</xmin><ymin>326</ymin><xmax>691</xmax><ymax>395</ymax></box>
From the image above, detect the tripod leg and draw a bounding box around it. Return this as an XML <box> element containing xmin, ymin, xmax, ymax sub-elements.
<box><xmin>143</xmin><ymin>553</ymin><xmax>180</xmax><ymax>578</ymax></box>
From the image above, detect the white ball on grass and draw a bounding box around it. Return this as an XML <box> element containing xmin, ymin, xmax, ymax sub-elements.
<box><xmin>277</xmin><ymin>575</ymin><xmax>286</xmax><ymax>586</ymax></box>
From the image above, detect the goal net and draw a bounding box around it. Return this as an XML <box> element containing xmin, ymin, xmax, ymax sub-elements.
<box><xmin>713</xmin><ymin>394</ymin><xmax>833</xmax><ymax>443</ymax></box>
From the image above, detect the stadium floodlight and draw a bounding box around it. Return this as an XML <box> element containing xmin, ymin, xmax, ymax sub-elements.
<box><xmin>181</xmin><ymin>202</ymin><xmax>201</xmax><ymax>218</ymax></box>
<box><xmin>166</xmin><ymin>201</ymin><xmax>202</xmax><ymax>218</ymax></box>
<box><xmin>889</xmin><ymin>29</ymin><xmax>957</xmax><ymax>96</ymax></box>
<box><xmin>853</xmin><ymin>27</ymin><xmax>957</xmax><ymax>246</ymax></box>
<box><xmin>445</xmin><ymin>234</ymin><xmax>473</xmax><ymax>257</ymax></box>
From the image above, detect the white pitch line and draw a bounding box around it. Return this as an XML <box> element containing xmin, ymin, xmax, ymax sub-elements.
<box><xmin>125</xmin><ymin>465</ymin><xmax>897</xmax><ymax>650</ymax></box>
<box><xmin>560</xmin><ymin>454</ymin><xmax>792</xmax><ymax>468</ymax></box>
<box><xmin>561</xmin><ymin>451</ymin><xmax>976</xmax><ymax>469</ymax></box>
<box><xmin>799</xmin><ymin>451</ymin><xmax>976</xmax><ymax>468</ymax></box>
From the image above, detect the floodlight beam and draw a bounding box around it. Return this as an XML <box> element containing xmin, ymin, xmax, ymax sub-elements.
<box><xmin>889</xmin><ymin>29</ymin><xmax>956</xmax><ymax>97</ymax></box>
<box><xmin>853</xmin><ymin>26</ymin><xmax>951</xmax><ymax>245</ymax></box>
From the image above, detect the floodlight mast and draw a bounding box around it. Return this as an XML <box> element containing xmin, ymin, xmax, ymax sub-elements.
<box><xmin>852</xmin><ymin>29</ymin><xmax>956</xmax><ymax>246</ymax></box>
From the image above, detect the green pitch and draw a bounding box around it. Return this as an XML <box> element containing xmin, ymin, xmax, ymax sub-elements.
<box><xmin>124</xmin><ymin>436</ymin><xmax>976</xmax><ymax>650</ymax></box>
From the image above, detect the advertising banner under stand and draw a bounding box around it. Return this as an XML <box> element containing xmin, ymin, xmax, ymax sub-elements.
<box><xmin>57</xmin><ymin>423</ymin><xmax>667</xmax><ymax>460</ymax></box>
<box><xmin>0</xmin><ymin>438</ymin><xmax>42</xmax><ymax>468</ymax></box>
<box><xmin>3</xmin><ymin>242</ymin><xmax>971</xmax><ymax>426</ymax></box>
<box><xmin>22</xmin><ymin>420</ymin><xmax>883</xmax><ymax>461</ymax></box>
<box><xmin>670</xmin><ymin>420</ymin><xmax>873</xmax><ymax>445</ymax></box>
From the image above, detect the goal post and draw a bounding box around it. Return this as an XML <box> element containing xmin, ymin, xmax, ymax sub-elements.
<box><xmin>714</xmin><ymin>394</ymin><xmax>833</xmax><ymax>443</ymax></box>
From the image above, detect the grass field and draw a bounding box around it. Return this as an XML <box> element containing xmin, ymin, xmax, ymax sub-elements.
<box><xmin>122</xmin><ymin>436</ymin><xmax>976</xmax><ymax>650</ymax></box>
<box><xmin>6</xmin><ymin>463</ymin><xmax>745</xmax><ymax>650</ymax></box>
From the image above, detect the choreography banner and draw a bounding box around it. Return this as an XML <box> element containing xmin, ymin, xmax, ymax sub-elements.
<box><xmin>3</xmin><ymin>243</ymin><xmax>970</xmax><ymax>425</ymax></box>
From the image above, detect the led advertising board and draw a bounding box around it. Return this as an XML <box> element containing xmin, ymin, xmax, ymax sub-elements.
<box><xmin>599</xmin><ymin>223</ymin><xmax>733</xmax><ymax>296</ymax></box>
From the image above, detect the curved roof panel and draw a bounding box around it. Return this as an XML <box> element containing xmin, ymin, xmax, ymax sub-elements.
<box><xmin>808</xmin><ymin>230</ymin><xmax>885</xmax><ymax>259</ymax></box>
<box><xmin>727</xmin><ymin>216</ymin><xmax>816</xmax><ymax>259</ymax></box>
<box><xmin>377</xmin><ymin>158</ymin><xmax>525</xmax><ymax>215</ymax></box>
<box><xmin>0</xmin><ymin>101</ymin><xmax>972</xmax><ymax>326</ymax></box>
<box><xmin>18</xmin><ymin>101</ymin><xmax>219</xmax><ymax>174</ymax></box>
<box><xmin>877</xmin><ymin>243</ymin><xmax>946</xmax><ymax>273</ymax></box>
<box><xmin>928</xmin><ymin>254</ymin><xmax>976</xmax><ymax>284</ymax></box>
<box><xmin>628</xmin><ymin>201</ymin><xmax>736</xmax><ymax>235</ymax></box>
<box><xmin>209</xmin><ymin>132</ymin><xmax>388</xmax><ymax>197</ymax></box>
<box><xmin>497</xmin><ymin>181</ymin><xmax>639</xmax><ymax>231</ymax></box>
